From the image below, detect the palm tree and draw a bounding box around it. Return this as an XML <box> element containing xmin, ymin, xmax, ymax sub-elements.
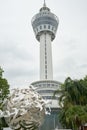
<box><xmin>54</xmin><ymin>77</ymin><xmax>87</xmax><ymax>130</ymax></box>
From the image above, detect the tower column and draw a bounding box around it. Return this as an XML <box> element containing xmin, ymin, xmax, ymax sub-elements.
<box><xmin>32</xmin><ymin>2</ymin><xmax>59</xmax><ymax>80</ymax></box>
<box><xmin>40</xmin><ymin>33</ymin><xmax>53</xmax><ymax>80</ymax></box>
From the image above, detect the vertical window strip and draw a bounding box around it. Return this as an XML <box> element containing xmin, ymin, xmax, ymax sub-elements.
<box><xmin>45</xmin><ymin>34</ymin><xmax>47</xmax><ymax>79</ymax></box>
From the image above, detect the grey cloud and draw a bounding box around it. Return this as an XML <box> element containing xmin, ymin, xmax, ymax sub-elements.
<box><xmin>79</xmin><ymin>64</ymin><xmax>87</xmax><ymax>68</ymax></box>
<box><xmin>0</xmin><ymin>40</ymin><xmax>34</xmax><ymax>63</ymax></box>
<box><xmin>0</xmin><ymin>0</ymin><xmax>87</xmax><ymax>88</ymax></box>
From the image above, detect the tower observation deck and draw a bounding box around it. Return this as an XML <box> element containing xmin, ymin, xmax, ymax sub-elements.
<box><xmin>31</xmin><ymin>2</ymin><xmax>59</xmax><ymax>41</ymax></box>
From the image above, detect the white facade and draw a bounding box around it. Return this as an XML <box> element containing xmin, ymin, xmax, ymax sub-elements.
<box><xmin>40</xmin><ymin>33</ymin><xmax>53</xmax><ymax>80</ymax></box>
<box><xmin>31</xmin><ymin>2</ymin><xmax>60</xmax><ymax>109</ymax></box>
<box><xmin>31</xmin><ymin>3</ymin><xmax>59</xmax><ymax>81</ymax></box>
<box><xmin>31</xmin><ymin>80</ymin><xmax>61</xmax><ymax>108</ymax></box>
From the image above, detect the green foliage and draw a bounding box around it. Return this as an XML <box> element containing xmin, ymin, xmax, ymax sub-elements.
<box><xmin>0</xmin><ymin>67</ymin><xmax>10</xmax><ymax>107</ymax></box>
<box><xmin>0</xmin><ymin>67</ymin><xmax>10</xmax><ymax>128</ymax></box>
<box><xmin>54</xmin><ymin>76</ymin><xmax>87</xmax><ymax>129</ymax></box>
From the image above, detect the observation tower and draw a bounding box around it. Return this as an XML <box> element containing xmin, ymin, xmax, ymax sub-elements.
<box><xmin>31</xmin><ymin>0</ymin><xmax>58</xmax><ymax>80</ymax></box>
<box><xmin>31</xmin><ymin>1</ymin><xmax>62</xmax><ymax>129</ymax></box>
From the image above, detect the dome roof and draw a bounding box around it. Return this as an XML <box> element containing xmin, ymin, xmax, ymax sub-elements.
<box><xmin>31</xmin><ymin>3</ymin><xmax>59</xmax><ymax>41</ymax></box>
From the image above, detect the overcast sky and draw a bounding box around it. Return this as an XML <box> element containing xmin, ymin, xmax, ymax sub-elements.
<box><xmin>0</xmin><ymin>0</ymin><xmax>87</xmax><ymax>88</ymax></box>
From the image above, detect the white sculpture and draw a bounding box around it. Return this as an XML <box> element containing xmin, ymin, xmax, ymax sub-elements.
<box><xmin>0</xmin><ymin>86</ymin><xmax>46</xmax><ymax>130</ymax></box>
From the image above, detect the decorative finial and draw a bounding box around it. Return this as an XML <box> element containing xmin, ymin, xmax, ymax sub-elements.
<box><xmin>43</xmin><ymin>0</ymin><xmax>46</xmax><ymax>7</ymax></box>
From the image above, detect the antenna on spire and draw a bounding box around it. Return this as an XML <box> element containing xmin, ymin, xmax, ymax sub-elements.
<box><xmin>43</xmin><ymin>0</ymin><xmax>46</xmax><ymax>7</ymax></box>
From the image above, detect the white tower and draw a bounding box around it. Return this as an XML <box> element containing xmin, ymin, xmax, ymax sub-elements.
<box><xmin>31</xmin><ymin>1</ymin><xmax>59</xmax><ymax>80</ymax></box>
<box><xmin>31</xmin><ymin>1</ymin><xmax>61</xmax><ymax>108</ymax></box>
<box><xmin>31</xmin><ymin>1</ymin><xmax>62</xmax><ymax>129</ymax></box>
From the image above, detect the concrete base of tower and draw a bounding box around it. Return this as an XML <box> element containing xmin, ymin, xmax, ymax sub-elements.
<box><xmin>31</xmin><ymin>80</ymin><xmax>61</xmax><ymax>108</ymax></box>
<box><xmin>31</xmin><ymin>80</ymin><xmax>62</xmax><ymax>130</ymax></box>
<box><xmin>39</xmin><ymin>108</ymin><xmax>63</xmax><ymax>130</ymax></box>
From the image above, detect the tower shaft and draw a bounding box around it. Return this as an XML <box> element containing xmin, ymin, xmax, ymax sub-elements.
<box><xmin>32</xmin><ymin>2</ymin><xmax>59</xmax><ymax>80</ymax></box>
<box><xmin>40</xmin><ymin>33</ymin><xmax>53</xmax><ymax>80</ymax></box>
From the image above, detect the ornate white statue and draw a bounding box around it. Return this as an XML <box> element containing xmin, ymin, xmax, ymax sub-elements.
<box><xmin>0</xmin><ymin>85</ymin><xmax>46</xmax><ymax>130</ymax></box>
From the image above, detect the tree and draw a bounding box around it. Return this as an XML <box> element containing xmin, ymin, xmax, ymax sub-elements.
<box><xmin>54</xmin><ymin>77</ymin><xmax>87</xmax><ymax>130</ymax></box>
<box><xmin>0</xmin><ymin>67</ymin><xmax>10</xmax><ymax>129</ymax></box>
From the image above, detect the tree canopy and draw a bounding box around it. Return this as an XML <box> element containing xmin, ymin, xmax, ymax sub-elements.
<box><xmin>0</xmin><ymin>67</ymin><xmax>10</xmax><ymax>128</ymax></box>
<box><xmin>54</xmin><ymin>76</ymin><xmax>87</xmax><ymax>130</ymax></box>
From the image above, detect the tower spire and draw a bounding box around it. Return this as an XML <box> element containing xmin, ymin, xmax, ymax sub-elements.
<box><xmin>43</xmin><ymin>0</ymin><xmax>46</xmax><ymax>7</ymax></box>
